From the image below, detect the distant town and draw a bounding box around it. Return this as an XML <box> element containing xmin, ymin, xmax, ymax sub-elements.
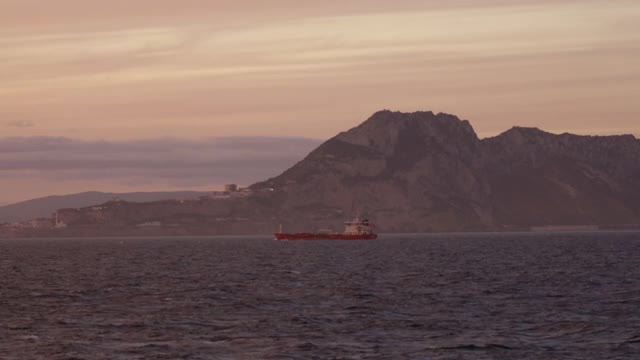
<box><xmin>0</xmin><ymin>184</ymin><xmax>279</xmax><ymax>238</ymax></box>
<box><xmin>1</xmin><ymin>179</ymin><xmax>639</xmax><ymax>239</ymax></box>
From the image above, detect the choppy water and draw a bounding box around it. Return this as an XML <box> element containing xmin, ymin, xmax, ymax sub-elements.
<box><xmin>1</xmin><ymin>233</ymin><xmax>640</xmax><ymax>359</ymax></box>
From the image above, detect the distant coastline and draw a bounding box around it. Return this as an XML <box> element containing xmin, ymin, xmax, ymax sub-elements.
<box><xmin>3</xmin><ymin>225</ymin><xmax>640</xmax><ymax>240</ymax></box>
<box><xmin>2</xmin><ymin>110</ymin><xmax>640</xmax><ymax>238</ymax></box>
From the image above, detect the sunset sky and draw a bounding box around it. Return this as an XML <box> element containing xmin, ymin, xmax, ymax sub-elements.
<box><xmin>1</xmin><ymin>0</ymin><xmax>639</xmax><ymax>204</ymax></box>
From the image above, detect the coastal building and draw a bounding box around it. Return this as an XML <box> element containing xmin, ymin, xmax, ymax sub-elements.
<box><xmin>206</xmin><ymin>185</ymin><xmax>253</xmax><ymax>199</ymax></box>
<box><xmin>208</xmin><ymin>192</ymin><xmax>231</xmax><ymax>199</ymax></box>
<box><xmin>53</xmin><ymin>211</ymin><xmax>68</xmax><ymax>228</ymax></box>
<box><xmin>230</xmin><ymin>187</ymin><xmax>253</xmax><ymax>198</ymax></box>
<box><xmin>224</xmin><ymin>184</ymin><xmax>238</xmax><ymax>192</ymax></box>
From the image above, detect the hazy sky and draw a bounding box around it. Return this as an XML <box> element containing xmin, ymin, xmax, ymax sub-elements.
<box><xmin>0</xmin><ymin>136</ymin><xmax>321</xmax><ymax>204</ymax></box>
<box><xmin>1</xmin><ymin>0</ymin><xmax>639</xmax><ymax>203</ymax></box>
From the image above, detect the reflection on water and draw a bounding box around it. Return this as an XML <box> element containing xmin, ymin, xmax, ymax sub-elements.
<box><xmin>1</xmin><ymin>233</ymin><xmax>640</xmax><ymax>359</ymax></box>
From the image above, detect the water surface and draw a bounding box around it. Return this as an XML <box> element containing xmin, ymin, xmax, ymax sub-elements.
<box><xmin>1</xmin><ymin>233</ymin><xmax>639</xmax><ymax>359</ymax></box>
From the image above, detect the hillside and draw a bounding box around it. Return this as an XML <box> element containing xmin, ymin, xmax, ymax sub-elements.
<box><xmin>0</xmin><ymin>191</ymin><xmax>209</xmax><ymax>223</ymax></box>
<box><xmin>6</xmin><ymin>110</ymin><xmax>640</xmax><ymax>235</ymax></box>
<box><xmin>253</xmin><ymin>110</ymin><xmax>640</xmax><ymax>232</ymax></box>
<box><xmin>484</xmin><ymin>127</ymin><xmax>640</xmax><ymax>227</ymax></box>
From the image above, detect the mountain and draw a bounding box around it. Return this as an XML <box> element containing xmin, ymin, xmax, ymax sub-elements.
<box><xmin>8</xmin><ymin>110</ymin><xmax>639</xmax><ymax>235</ymax></box>
<box><xmin>253</xmin><ymin>110</ymin><xmax>640</xmax><ymax>232</ymax></box>
<box><xmin>484</xmin><ymin>127</ymin><xmax>640</xmax><ymax>227</ymax></box>
<box><xmin>0</xmin><ymin>191</ymin><xmax>209</xmax><ymax>223</ymax></box>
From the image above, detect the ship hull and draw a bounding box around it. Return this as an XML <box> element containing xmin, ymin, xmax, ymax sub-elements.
<box><xmin>274</xmin><ymin>233</ymin><xmax>377</xmax><ymax>241</ymax></box>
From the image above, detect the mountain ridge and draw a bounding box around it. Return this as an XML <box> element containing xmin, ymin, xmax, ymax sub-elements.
<box><xmin>4</xmin><ymin>109</ymin><xmax>639</xmax><ymax>235</ymax></box>
<box><xmin>253</xmin><ymin>110</ymin><xmax>640</xmax><ymax>232</ymax></box>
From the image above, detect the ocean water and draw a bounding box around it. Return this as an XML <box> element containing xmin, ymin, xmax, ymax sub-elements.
<box><xmin>1</xmin><ymin>233</ymin><xmax>639</xmax><ymax>360</ymax></box>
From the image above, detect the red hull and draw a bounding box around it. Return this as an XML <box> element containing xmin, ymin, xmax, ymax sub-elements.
<box><xmin>274</xmin><ymin>233</ymin><xmax>377</xmax><ymax>241</ymax></box>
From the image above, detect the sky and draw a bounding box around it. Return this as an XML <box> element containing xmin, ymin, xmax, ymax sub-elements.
<box><xmin>1</xmin><ymin>0</ymin><xmax>639</xmax><ymax>204</ymax></box>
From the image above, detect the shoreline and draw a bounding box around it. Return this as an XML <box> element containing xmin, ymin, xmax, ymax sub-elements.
<box><xmin>3</xmin><ymin>229</ymin><xmax>640</xmax><ymax>240</ymax></box>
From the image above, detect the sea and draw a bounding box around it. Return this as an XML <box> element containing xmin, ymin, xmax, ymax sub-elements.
<box><xmin>1</xmin><ymin>232</ymin><xmax>639</xmax><ymax>360</ymax></box>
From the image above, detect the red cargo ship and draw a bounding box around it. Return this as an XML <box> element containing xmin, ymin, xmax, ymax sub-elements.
<box><xmin>274</xmin><ymin>217</ymin><xmax>377</xmax><ymax>241</ymax></box>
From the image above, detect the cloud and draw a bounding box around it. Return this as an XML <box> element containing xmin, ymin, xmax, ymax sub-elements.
<box><xmin>0</xmin><ymin>136</ymin><xmax>322</xmax><ymax>190</ymax></box>
<box><xmin>0</xmin><ymin>1</ymin><xmax>609</xmax><ymax>32</ymax></box>
<box><xmin>0</xmin><ymin>136</ymin><xmax>322</xmax><ymax>169</ymax></box>
<box><xmin>0</xmin><ymin>0</ymin><xmax>638</xmax><ymax>146</ymax></box>
<box><xmin>5</xmin><ymin>2</ymin><xmax>639</xmax><ymax>90</ymax></box>
<box><xmin>5</xmin><ymin>120</ymin><xmax>35</xmax><ymax>128</ymax></box>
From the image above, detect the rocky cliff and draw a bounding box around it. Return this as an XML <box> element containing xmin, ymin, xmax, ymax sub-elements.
<box><xmin>254</xmin><ymin>110</ymin><xmax>640</xmax><ymax>232</ymax></box>
<box><xmin>484</xmin><ymin>127</ymin><xmax>640</xmax><ymax>227</ymax></box>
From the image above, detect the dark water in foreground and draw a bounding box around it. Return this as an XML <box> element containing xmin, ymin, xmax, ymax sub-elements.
<box><xmin>1</xmin><ymin>233</ymin><xmax>640</xmax><ymax>360</ymax></box>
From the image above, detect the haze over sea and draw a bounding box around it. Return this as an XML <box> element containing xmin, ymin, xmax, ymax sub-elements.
<box><xmin>2</xmin><ymin>233</ymin><xmax>640</xmax><ymax>359</ymax></box>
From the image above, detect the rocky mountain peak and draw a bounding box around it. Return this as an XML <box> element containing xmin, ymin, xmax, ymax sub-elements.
<box><xmin>485</xmin><ymin>125</ymin><xmax>640</xmax><ymax>171</ymax></box>
<box><xmin>335</xmin><ymin>110</ymin><xmax>478</xmax><ymax>154</ymax></box>
<box><xmin>249</xmin><ymin>110</ymin><xmax>640</xmax><ymax>232</ymax></box>
<box><xmin>498</xmin><ymin>126</ymin><xmax>549</xmax><ymax>141</ymax></box>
